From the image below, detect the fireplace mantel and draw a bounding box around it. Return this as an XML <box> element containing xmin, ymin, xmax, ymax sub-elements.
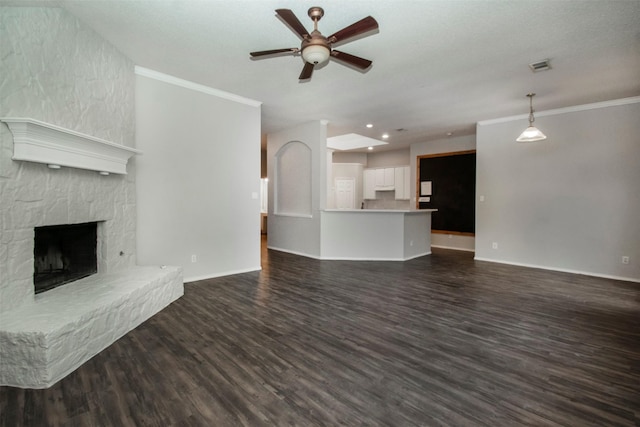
<box><xmin>1</xmin><ymin>117</ymin><xmax>141</xmax><ymax>175</ymax></box>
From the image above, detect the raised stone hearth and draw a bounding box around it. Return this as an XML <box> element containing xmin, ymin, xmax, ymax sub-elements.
<box><xmin>0</xmin><ymin>118</ymin><xmax>184</xmax><ymax>388</ymax></box>
<box><xmin>0</xmin><ymin>266</ymin><xmax>183</xmax><ymax>389</ymax></box>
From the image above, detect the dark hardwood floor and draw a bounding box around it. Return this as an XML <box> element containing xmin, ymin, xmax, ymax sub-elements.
<box><xmin>2</xmin><ymin>239</ymin><xmax>639</xmax><ymax>426</ymax></box>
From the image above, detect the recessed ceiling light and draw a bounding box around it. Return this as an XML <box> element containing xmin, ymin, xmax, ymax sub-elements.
<box><xmin>366</xmin><ymin>123</ymin><xmax>373</xmax><ymax>128</ymax></box>
<box><xmin>382</xmin><ymin>133</ymin><xmax>389</xmax><ymax>139</ymax></box>
<box><xmin>367</xmin><ymin>146</ymin><xmax>373</xmax><ymax>150</ymax></box>
<box><xmin>446</xmin><ymin>132</ymin><xmax>453</xmax><ymax>136</ymax></box>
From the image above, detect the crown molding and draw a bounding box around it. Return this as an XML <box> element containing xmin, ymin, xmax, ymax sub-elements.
<box><xmin>135</xmin><ymin>66</ymin><xmax>262</xmax><ymax>108</ymax></box>
<box><xmin>478</xmin><ymin>96</ymin><xmax>640</xmax><ymax>126</ymax></box>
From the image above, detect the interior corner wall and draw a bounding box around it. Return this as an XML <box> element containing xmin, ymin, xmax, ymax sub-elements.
<box><xmin>267</xmin><ymin>120</ymin><xmax>327</xmax><ymax>258</ymax></box>
<box><xmin>410</xmin><ymin>135</ymin><xmax>477</xmax><ymax>251</ymax></box>
<box><xmin>135</xmin><ymin>71</ymin><xmax>261</xmax><ymax>282</ymax></box>
<box><xmin>476</xmin><ymin>99</ymin><xmax>640</xmax><ymax>281</ymax></box>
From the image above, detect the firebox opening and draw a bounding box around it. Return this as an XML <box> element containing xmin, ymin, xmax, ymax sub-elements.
<box><xmin>34</xmin><ymin>222</ymin><xmax>98</xmax><ymax>294</ymax></box>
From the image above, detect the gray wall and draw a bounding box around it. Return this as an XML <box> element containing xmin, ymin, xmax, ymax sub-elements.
<box><xmin>333</xmin><ymin>151</ymin><xmax>368</xmax><ymax>165</ymax></box>
<box><xmin>366</xmin><ymin>148</ymin><xmax>410</xmax><ymax>168</ymax></box>
<box><xmin>476</xmin><ymin>98</ymin><xmax>640</xmax><ymax>281</ymax></box>
<box><xmin>135</xmin><ymin>69</ymin><xmax>262</xmax><ymax>282</ymax></box>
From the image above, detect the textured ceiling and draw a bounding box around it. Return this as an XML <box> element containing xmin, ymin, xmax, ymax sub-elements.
<box><xmin>20</xmin><ymin>1</ymin><xmax>640</xmax><ymax>151</ymax></box>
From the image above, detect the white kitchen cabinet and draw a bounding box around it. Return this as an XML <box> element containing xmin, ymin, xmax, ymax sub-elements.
<box><xmin>384</xmin><ymin>168</ymin><xmax>395</xmax><ymax>187</ymax></box>
<box><xmin>364</xmin><ymin>167</ymin><xmax>400</xmax><ymax>198</ymax></box>
<box><xmin>363</xmin><ymin>169</ymin><xmax>376</xmax><ymax>199</ymax></box>
<box><xmin>374</xmin><ymin>168</ymin><xmax>385</xmax><ymax>187</ymax></box>
<box><xmin>373</xmin><ymin>167</ymin><xmax>394</xmax><ymax>190</ymax></box>
<box><xmin>402</xmin><ymin>166</ymin><xmax>410</xmax><ymax>199</ymax></box>
<box><xmin>394</xmin><ymin>166</ymin><xmax>411</xmax><ymax>200</ymax></box>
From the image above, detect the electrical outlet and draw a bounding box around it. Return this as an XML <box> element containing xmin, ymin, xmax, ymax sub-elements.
<box><xmin>410</xmin><ymin>240</ymin><xmax>414</xmax><ymax>247</ymax></box>
<box><xmin>622</xmin><ymin>256</ymin><xmax>629</xmax><ymax>265</ymax></box>
<box><xmin>191</xmin><ymin>254</ymin><xmax>197</xmax><ymax>263</ymax></box>
<box><xmin>492</xmin><ymin>242</ymin><xmax>498</xmax><ymax>249</ymax></box>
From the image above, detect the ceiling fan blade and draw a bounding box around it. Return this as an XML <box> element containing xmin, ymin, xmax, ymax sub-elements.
<box><xmin>299</xmin><ymin>62</ymin><xmax>314</xmax><ymax>80</ymax></box>
<box><xmin>327</xmin><ymin>16</ymin><xmax>378</xmax><ymax>44</ymax></box>
<box><xmin>276</xmin><ymin>9</ymin><xmax>309</xmax><ymax>39</ymax></box>
<box><xmin>250</xmin><ymin>48</ymin><xmax>298</xmax><ymax>58</ymax></box>
<box><xmin>330</xmin><ymin>50</ymin><xmax>372</xmax><ymax>69</ymax></box>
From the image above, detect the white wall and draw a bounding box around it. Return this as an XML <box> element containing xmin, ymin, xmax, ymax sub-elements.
<box><xmin>135</xmin><ymin>68</ymin><xmax>262</xmax><ymax>282</ymax></box>
<box><xmin>267</xmin><ymin>120</ymin><xmax>327</xmax><ymax>258</ymax></box>
<box><xmin>476</xmin><ymin>98</ymin><xmax>640</xmax><ymax>281</ymax></box>
<box><xmin>410</xmin><ymin>134</ymin><xmax>476</xmax><ymax>251</ymax></box>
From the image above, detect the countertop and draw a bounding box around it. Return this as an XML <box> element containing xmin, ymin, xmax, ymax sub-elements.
<box><xmin>323</xmin><ymin>209</ymin><xmax>437</xmax><ymax>214</ymax></box>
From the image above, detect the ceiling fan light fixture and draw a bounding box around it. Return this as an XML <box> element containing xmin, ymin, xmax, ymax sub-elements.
<box><xmin>302</xmin><ymin>44</ymin><xmax>330</xmax><ymax>64</ymax></box>
<box><xmin>516</xmin><ymin>93</ymin><xmax>547</xmax><ymax>142</ymax></box>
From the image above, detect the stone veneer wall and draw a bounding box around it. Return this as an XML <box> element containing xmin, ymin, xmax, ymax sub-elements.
<box><xmin>0</xmin><ymin>7</ymin><xmax>136</xmax><ymax>311</ymax></box>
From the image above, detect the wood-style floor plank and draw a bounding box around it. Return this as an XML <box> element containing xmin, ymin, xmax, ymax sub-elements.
<box><xmin>2</xmin><ymin>241</ymin><xmax>639</xmax><ymax>426</ymax></box>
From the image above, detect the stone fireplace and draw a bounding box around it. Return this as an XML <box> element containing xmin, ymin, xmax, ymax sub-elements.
<box><xmin>0</xmin><ymin>7</ymin><xmax>184</xmax><ymax>389</ymax></box>
<box><xmin>0</xmin><ymin>119</ymin><xmax>184</xmax><ymax>389</ymax></box>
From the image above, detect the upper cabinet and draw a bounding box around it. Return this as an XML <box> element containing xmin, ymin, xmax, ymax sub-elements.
<box><xmin>363</xmin><ymin>166</ymin><xmax>410</xmax><ymax>200</ymax></box>
<box><xmin>394</xmin><ymin>166</ymin><xmax>411</xmax><ymax>200</ymax></box>
<box><xmin>374</xmin><ymin>167</ymin><xmax>395</xmax><ymax>190</ymax></box>
<box><xmin>363</xmin><ymin>169</ymin><xmax>376</xmax><ymax>200</ymax></box>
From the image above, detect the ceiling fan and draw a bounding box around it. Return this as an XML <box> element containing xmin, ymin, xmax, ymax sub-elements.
<box><xmin>250</xmin><ymin>7</ymin><xmax>379</xmax><ymax>80</ymax></box>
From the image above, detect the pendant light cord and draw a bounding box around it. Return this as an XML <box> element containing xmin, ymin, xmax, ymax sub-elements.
<box><xmin>527</xmin><ymin>93</ymin><xmax>536</xmax><ymax>126</ymax></box>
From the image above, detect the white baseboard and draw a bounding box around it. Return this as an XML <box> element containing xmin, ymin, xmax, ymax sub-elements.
<box><xmin>184</xmin><ymin>266</ymin><xmax>262</xmax><ymax>283</ymax></box>
<box><xmin>473</xmin><ymin>257</ymin><xmax>640</xmax><ymax>283</ymax></box>
<box><xmin>267</xmin><ymin>245</ymin><xmax>319</xmax><ymax>259</ymax></box>
<box><xmin>319</xmin><ymin>251</ymin><xmax>431</xmax><ymax>261</ymax></box>
<box><xmin>268</xmin><ymin>246</ymin><xmax>431</xmax><ymax>261</ymax></box>
<box><xmin>431</xmin><ymin>245</ymin><xmax>475</xmax><ymax>253</ymax></box>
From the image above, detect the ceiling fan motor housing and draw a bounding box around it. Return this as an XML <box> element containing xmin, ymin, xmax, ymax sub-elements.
<box><xmin>307</xmin><ymin>7</ymin><xmax>324</xmax><ymax>21</ymax></box>
<box><xmin>301</xmin><ymin>31</ymin><xmax>331</xmax><ymax>64</ymax></box>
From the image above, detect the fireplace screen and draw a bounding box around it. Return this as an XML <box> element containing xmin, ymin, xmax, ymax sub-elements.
<box><xmin>33</xmin><ymin>222</ymin><xmax>98</xmax><ymax>294</ymax></box>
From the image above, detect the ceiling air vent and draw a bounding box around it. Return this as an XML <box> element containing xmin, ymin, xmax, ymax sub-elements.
<box><xmin>529</xmin><ymin>59</ymin><xmax>551</xmax><ymax>72</ymax></box>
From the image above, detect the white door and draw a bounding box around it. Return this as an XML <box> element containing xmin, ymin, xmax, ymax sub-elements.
<box><xmin>336</xmin><ymin>178</ymin><xmax>355</xmax><ymax>209</ymax></box>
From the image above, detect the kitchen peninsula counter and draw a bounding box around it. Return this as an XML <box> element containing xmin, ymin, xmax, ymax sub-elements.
<box><xmin>320</xmin><ymin>209</ymin><xmax>436</xmax><ymax>260</ymax></box>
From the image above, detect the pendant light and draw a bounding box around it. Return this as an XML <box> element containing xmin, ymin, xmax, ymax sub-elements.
<box><xmin>516</xmin><ymin>93</ymin><xmax>547</xmax><ymax>142</ymax></box>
